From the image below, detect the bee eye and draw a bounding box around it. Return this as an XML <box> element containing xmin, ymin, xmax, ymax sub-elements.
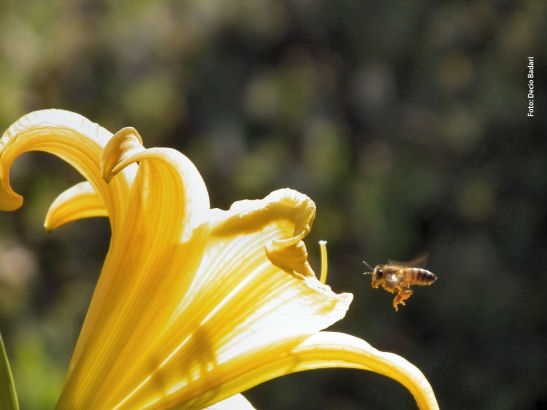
<box><xmin>376</xmin><ymin>268</ymin><xmax>383</xmax><ymax>277</ymax></box>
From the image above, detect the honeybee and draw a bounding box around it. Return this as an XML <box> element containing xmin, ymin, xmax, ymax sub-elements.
<box><xmin>363</xmin><ymin>255</ymin><xmax>437</xmax><ymax>311</ymax></box>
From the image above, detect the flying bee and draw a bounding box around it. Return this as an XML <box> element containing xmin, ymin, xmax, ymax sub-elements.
<box><xmin>363</xmin><ymin>255</ymin><xmax>437</xmax><ymax>311</ymax></box>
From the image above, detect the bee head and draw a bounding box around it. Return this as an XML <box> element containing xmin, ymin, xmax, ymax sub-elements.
<box><xmin>363</xmin><ymin>260</ymin><xmax>381</xmax><ymax>287</ymax></box>
<box><xmin>372</xmin><ymin>266</ymin><xmax>384</xmax><ymax>278</ymax></box>
<box><xmin>370</xmin><ymin>266</ymin><xmax>385</xmax><ymax>286</ymax></box>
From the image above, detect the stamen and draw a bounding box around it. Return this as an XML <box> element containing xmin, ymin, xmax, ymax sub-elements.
<box><xmin>319</xmin><ymin>240</ymin><xmax>328</xmax><ymax>284</ymax></box>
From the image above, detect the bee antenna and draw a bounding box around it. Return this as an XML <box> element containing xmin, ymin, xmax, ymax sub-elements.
<box><xmin>362</xmin><ymin>259</ymin><xmax>373</xmax><ymax>273</ymax></box>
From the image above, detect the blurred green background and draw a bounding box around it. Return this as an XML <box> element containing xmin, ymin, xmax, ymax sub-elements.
<box><xmin>1</xmin><ymin>0</ymin><xmax>546</xmax><ymax>409</ymax></box>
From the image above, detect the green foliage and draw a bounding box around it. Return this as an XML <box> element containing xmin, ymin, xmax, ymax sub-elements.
<box><xmin>0</xmin><ymin>334</ymin><xmax>18</xmax><ymax>410</ymax></box>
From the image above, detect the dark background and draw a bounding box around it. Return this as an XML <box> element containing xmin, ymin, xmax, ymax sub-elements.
<box><xmin>0</xmin><ymin>1</ymin><xmax>546</xmax><ymax>409</ymax></box>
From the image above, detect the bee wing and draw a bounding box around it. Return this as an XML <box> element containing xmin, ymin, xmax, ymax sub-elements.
<box><xmin>388</xmin><ymin>253</ymin><xmax>428</xmax><ymax>268</ymax></box>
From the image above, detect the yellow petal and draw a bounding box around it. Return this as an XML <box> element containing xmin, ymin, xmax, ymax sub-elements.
<box><xmin>139</xmin><ymin>192</ymin><xmax>352</xmax><ymax>409</ymax></box>
<box><xmin>205</xmin><ymin>394</ymin><xmax>255</xmax><ymax>409</ymax></box>
<box><xmin>45</xmin><ymin>182</ymin><xmax>108</xmax><ymax>231</ymax></box>
<box><xmin>58</xmin><ymin>184</ymin><xmax>352</xmax><ymax>409</ymax></box>
<box><xmin>0</xmin><ymin>109</ymin><xmax>136</xmax><ymax>231</ymax></box>
<box><xmin>174</xmin><ymin>331</ymin><xmax>439</xmax><ymax>410</ymax></box>
<box><xmin>56</xmin><ymin>135</ymin><xmax>212</xmax><ymax>409</ymax></box>
<box><xmin>220</xmin><ymin>331</ymin><xmax>438</xmax><ymax>410</ymax></box>
<box><xmin>100</xmin><ymin>126</ymin><xmax>145</xmax><ymax>183</ymax></box>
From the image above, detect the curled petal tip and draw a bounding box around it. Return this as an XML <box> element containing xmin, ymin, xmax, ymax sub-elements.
<box><xmin>101</xmin><ymin>127</ymin><xmax>144</xmax><ymax>182</ymax></box>
<box><xmin>44</xmin><ymin>182</ymin><xmax>108</xmax><ymax>231</ymax></box>
<box><xmin>0</xmin><ymin>188</ymin><xmax>23</xmax><ymax>212</ymax></box>
<box><xmin>1</xmin><ymin>109</ymin><xmax>114</xmax><ymax>212</ymax></box>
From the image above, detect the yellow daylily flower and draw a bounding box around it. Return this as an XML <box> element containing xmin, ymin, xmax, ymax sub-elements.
<box><xmin>0</xmin><ymin>109</ymin><xmax>438</xmax><ymax>409</ymax></box>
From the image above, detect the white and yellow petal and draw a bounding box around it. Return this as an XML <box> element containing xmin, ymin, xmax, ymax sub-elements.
<box><xmin>99</xmin><ymin>189</ymin><xmax>353</xmax><ymax>409</ymax></box>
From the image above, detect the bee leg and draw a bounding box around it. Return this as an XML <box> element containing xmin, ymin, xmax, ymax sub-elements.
<box><xmin>392</xmin><ymin>288</ymin><xmax>413</xmax><ymax>311</ymax></box>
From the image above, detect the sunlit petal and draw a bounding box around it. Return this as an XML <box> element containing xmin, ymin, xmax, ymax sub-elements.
<box><xmin>0</xmin><ymin>109</ymin><xmax>136</xmax><ymax>231</ymax></box>
<box><xmin>45</xmin><ymin>181</ymin><xmax>108</xmax><ymax>231</ymax></box>
<box><xmin>292</xmin><ymin>332</ymin><xmax>438</xmax><ymax>410</ymax></box>
<box><xmin>60</xmin><ymin>187</ymin><xmax>352</xmax><ymax>409</ymax></box>
<box><xmin>101</xmin><ymin>126</ymin><xmax>145</xmax><ymax>183</ymax></box>
<box><xmin>208</xmin><ymin>331</ymin><xmax>438</xmax><ymax>410</ymax></box>
<box><xmin>56</xmin><ymin>131</ymin><xmax>212</xmax><ymax>409</ymax></box>
<box><xmin>166</xmin><ymin>332</ymin><xmax>438</xmax><ymax>410</ymax></box>
<box><xmin>205</xmin><ymin>394</ymin><xmax>256</xmax><ymax>410</ymax></box>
